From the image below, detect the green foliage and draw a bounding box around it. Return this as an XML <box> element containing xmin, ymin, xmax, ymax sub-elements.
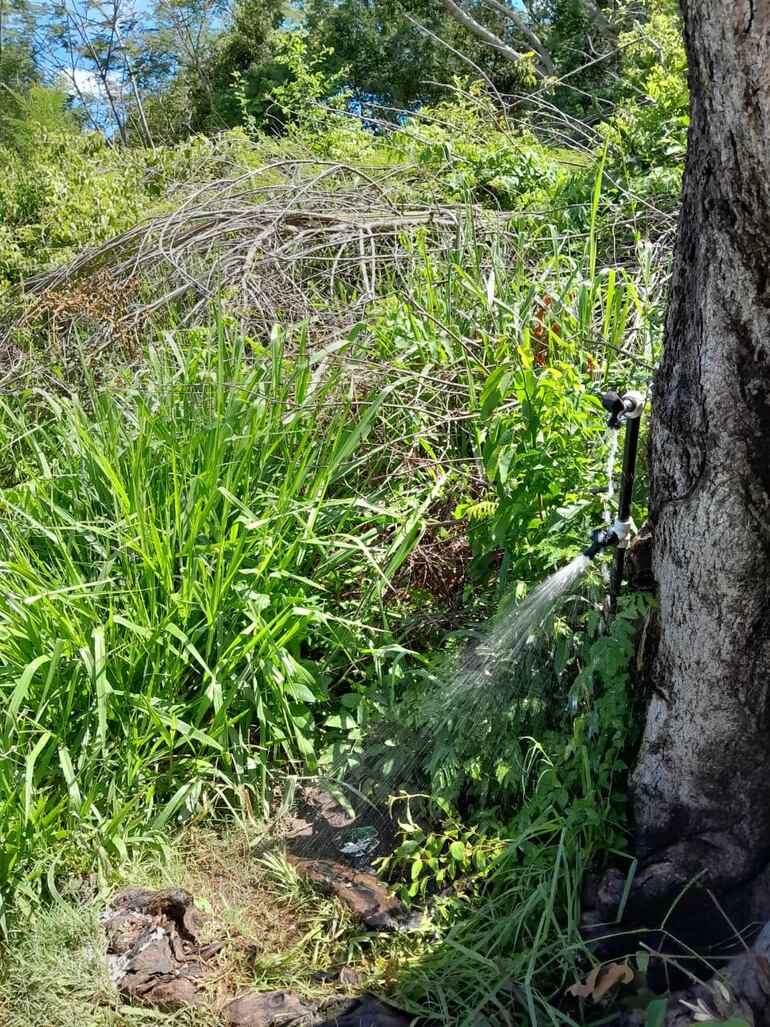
<box><xmin>113</xmin><ymin>0</ymin><xmax>686</xmax><ymax>141</ymax></box>
<box><xmin>645</xmin><ymin>996</ymin><xmax>668</xmax><ymax>1027</ymax></box>
<box><xmin>446</xmin><ymin>143</ymin><xmax>558</xmax><ymax>209</ymax></box>
<box><xmin>600</xmin><ymin>0</ymin><xmax>688</xmax><ymax>174</ymax></box>
<box><xmin>0</xmin><ymin>85</ymin><xmax>79</xmax><ymax>151</ymax></box>
<box><xmin>303</xmin><ymin>0</ymin><xmax>522</xmax><ymax>109</ymax></box>
<box><xmin>0</xmin><ymin>898</ymin><xmax>121</xmax><ymax>1027</ymax></box>
<box><xmin>383</xmin><ymin>816</ymin><xmax>505</xmax><ymax>903</ymax></box>
<box><xmin>183</xmin><ymin>0</ymin><xmax>288</xmax><ymax>132</ymax></box>
<box><xmin>233</xmin><ymin>27</ymin><xmax>355</xmax><ymax>141</ymax></box>
<box><xmin>468</xmin><ymin>355</ymin><xmax>602</xmax><ymax>580</ymax></box>
<box><xmin>697</xmin><ymin>1022</ymin><xmax>750</xmax><ymax>1027</ymax></box>
<box><xmin>134</xmin><ymin>0</ymin><xmax>226</xmax><ymax>144</ymax></box>
<box><xmin>0</xmin><ymin>0</ymin><xmax>39</xmax><ymax>93</ymax></box>
<box><xmin>0</xmin><ymin>131</ymin><xmax>146</xmax><ymax>280</ymax></box>
<box><xmin>392</xmin><ymin>592</ymin><xmax>653</xmax><ymax>1025</ymax></box>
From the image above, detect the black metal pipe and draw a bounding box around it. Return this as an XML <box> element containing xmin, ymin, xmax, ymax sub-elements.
<box><xmin>584</xmin><ymin>390</ymin><xmax>644</xmax><ymax>586</ymax></box>
<box><xmin>616</xmin><ymin>415</ymin><xmax>640</xmax><ymax>524</ymax></box>
<box><xmin>609</xmin><ymin>414</ymin><xmax>641</xmax><ymax>608</ymax></box>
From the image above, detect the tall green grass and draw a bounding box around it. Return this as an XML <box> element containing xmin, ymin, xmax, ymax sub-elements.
<box><xmin>0</xmin><ymin>217</ymin><xmax>659</xmax><ymax>933</ymax></box>
<box><xmin>0</xmin><ymin>322</ymin><xmax>437</xmax><ymax>924</ymax></box>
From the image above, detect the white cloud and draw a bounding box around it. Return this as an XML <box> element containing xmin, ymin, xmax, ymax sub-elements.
<box><xmin>59</xmin><ymin>67</ymin><xmax>123</xmax><ymax>102</ymax></box>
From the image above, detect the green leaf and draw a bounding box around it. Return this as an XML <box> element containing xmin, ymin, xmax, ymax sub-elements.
<box><xmin>644</xmin><ymin>998</ymin><xmax>666</xmax><ymax>1027</ymax></box>
<box><xmin>480</xmin><ymin>367</ymin><xmax>505</xmax><ymax>419</ymax></box>
<box><xmin>5</xmin><ymin>655</ymin><xmax>50</xmax><ymax>735</ymax></box>
<box><xmin>697</xmin><ymin>1021</ymin><xmax>751</xmax><ymax>1027</ymax></box>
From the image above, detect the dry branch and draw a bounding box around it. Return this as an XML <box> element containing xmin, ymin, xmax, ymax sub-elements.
<box><xmin>3</xmin><ymin>159</ymin><xmax>513</xmax><ymax>352</ymax></box>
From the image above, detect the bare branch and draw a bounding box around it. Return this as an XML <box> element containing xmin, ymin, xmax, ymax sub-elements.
<box><xmin>62</xmin><ymin>0</ymin><xmax>128</xmax><ymax>143</ymax></box>
<box><xmin>112</xmin><ymin>11</ymin><xmax>155</xmax><ymax>147</ymax></box>
<box><xmin>479</xmin><ymin>0</ymin><xmax>556</xmax><ymax>76</ymax></box>
<box><xmin>580</xmin><ymin>0</ymin><xmax>616</xmax><ymax>42</ymax></box>
<box><xmin>433</xmin><ymin>0</ymin><xmax>537</xmax><ymax>69</ymax></box>
<box><xmin>403</xmin><ymin>10</ymin><xmax>511</xmax><ymax>119</ymax></box>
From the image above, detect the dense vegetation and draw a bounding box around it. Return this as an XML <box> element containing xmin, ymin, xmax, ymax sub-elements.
<box><xmin>0</xmin><ymin>0</ymin><xmax>687</xmax><ymax>1023</ymax></box>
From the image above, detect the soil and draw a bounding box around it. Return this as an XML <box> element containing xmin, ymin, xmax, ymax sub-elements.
<box><xmin>282</xmin><ymin>788</ymin><xmax>400</xmax><ymax>872</ymax></box>
<box><xmin>281</xmin><ymin>787</ymin><xmax>407</xmax><ymax>931</ymax></box>
<box><xmin>99</xmin><ymin>795</ymin><xmax>414</xmax><ymax>1026</ymax></box>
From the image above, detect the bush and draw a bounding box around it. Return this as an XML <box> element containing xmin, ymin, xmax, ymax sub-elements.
<box><xmin>0</xmin><ymin>131</ymin><xmax>147</xmax><ymax>281</ymax></box>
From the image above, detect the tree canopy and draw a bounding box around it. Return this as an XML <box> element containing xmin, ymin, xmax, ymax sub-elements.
<box><xmin>0</xmin><ymin>0</ymin><xmax>681</xmax><ymax>146</ymax></box>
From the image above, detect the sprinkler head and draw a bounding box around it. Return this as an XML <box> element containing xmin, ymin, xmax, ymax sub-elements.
<box><xmin>621</xmin><ymin>390</ymin><xmax>645</xmax><ymax>420</ymax></box>
<box><xmin>584</xmin><ymin>526</ymin><xmax>617</xmax><ymax>559</ymax></box>
<box><xmin>600</xmin><ymin>391</ymin><xmax>626</xmax><ymax>429</ymax></box>
<box><xmin>583</xmin><ymin>518</ymin><xmax>632</xmax><ymax>559</ymax></box>
<box><xmin>600</xmin><ymin>389</ymin><xmax>645</xmax><ymax>429</ymax></box>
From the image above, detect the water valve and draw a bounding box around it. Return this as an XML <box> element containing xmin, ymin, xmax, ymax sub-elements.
<box><xmin>600</xmin><ymin>389</ymin><xmax>645</xmax><ymax>429</ymax></box>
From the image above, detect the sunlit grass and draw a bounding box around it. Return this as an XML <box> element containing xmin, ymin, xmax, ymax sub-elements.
<box><xmin>0</xmin><ymin>196</ymin><xmax>660</xmax><ymax>1025</ymax></box>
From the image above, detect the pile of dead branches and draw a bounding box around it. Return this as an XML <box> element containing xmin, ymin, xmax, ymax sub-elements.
<box><xmin>2</xmin><ymin>159</ymin><xmax>509</xmax><ymax>361</ymax></box>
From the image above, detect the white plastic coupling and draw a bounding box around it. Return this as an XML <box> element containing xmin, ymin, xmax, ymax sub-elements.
<box><xmin>613</xmin><ymin>518</ymin><xmax>633</xmax><ymax>549</ymax></box>
<box><xmin>622</xmin><ymin>391</ymin><xmax>645</xmax><ymax>419</ymax></box>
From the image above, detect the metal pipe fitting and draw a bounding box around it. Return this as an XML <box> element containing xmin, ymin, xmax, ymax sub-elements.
<box><xmin>600</xmin><ymin>389</ymin><xmax>645</xmax><ymax>429</ymax></box>
<box><xmin>585</xmin><ymin>389</ymin><xmax>646</xmax><ymax>606</ymax></box>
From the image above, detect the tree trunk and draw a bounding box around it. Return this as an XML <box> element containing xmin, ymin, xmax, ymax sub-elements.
<box><xmin>629</xmin><ymin>0</ymin><xmax>770</xmax><ymax>944</ymax></box>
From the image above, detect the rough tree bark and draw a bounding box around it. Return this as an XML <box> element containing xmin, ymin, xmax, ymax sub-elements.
<box><xmin>628</xmin><ymin>0</ymin><xmax>770</xmax><ymax>946</ymax></box>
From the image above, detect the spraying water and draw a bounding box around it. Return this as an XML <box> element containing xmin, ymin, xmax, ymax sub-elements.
<box><xmin>287</xmin><ymin>402</ymin><xmax>642</xmax><ymax>875</ymax></box>
<box><xmin>303</xmin><ymin>555</ymin><xmax>593</xmax><ymax>863</ymax></box>
<box><xmin>443</xmin><ymin>554</ymin><xmax>590</xmax><ymax>703</ymax></box>
<box><xmin>370</xmin><ymin>554</ymin><xmax>592</xmax><ymax>794</ymax></box>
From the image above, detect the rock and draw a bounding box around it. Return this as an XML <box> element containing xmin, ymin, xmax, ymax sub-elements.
<box><xmin>123</xmin><ymin>930</ymin><xmax>176</xmax><ymax>979</ymax></box>
<box><xmin>338</xmin><ymin>967</ymin><xmax>363</xmax><ymax>986</ymax></box>
<box><xmin>288</xmin><ymin>857</ymin><xmax>402</xmax><ymax>930</ymax></box>
<box><xmin>223</xmin><ymin>991</ymin><xmax>411</xmax><ymax>1027</ymax></box>
<box><xmin>102</xmin><ymin>887</ymin><xmax>221</xmax><ymax>1011</ymax></box>
<box><xmin>102</xmin><ymin>883</ymin><xmax>407</xmax><ymax>1025</ymax></box>
<box><xmin>199</xmin><ymin>939</ymin><xmax>227</xmax><ymax>960</ymax></box>
<box><xmin>284</xmin><ymin>791</ymin><xmax>356</xmax><ymax>846</ymax></box>
<box><xmin>109</xmin><ymin>887</ymin><xmax>199</xmax><ymax>941</ymax></box>
<box><xmin>311</xmin><ymin>967</ymin><xmax>363</xmax><ymax>986</ymax></box>
<box><xmin>141</xmin><ymin>977</ymin><xmax>208</xmax><ymax>1012</ymax></box>
<box><xmin>596</xmin><ymin>867</ymin><xmax>627</xmax><ymax>920</ymax></box>
<box><xmin>224</xmin><ymin>990</ymin><xmax>318</xmax><ymax>1026</ymax></box>
<box><xmin>753</xmin><ymin>922</ymin><xmax>770</xmax><ymax>960</ymax></box>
